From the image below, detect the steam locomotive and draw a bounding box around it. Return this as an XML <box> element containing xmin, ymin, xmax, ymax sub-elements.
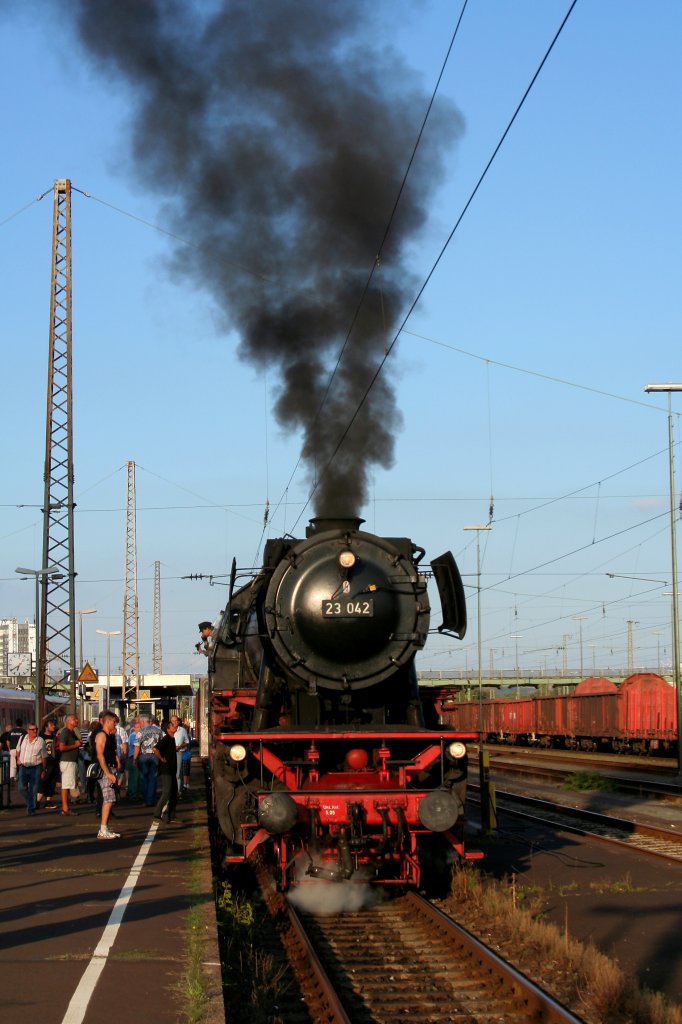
<box><xmin>208</xmin><ymin>516</ymin><xmax>481</xmax><ymax>890</ymax></box>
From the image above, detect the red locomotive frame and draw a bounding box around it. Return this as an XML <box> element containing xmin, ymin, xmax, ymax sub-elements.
<box><xmin>211</xmin><ymin>690</ymin><xmax>482</xmax><ymax>890</ymax></box>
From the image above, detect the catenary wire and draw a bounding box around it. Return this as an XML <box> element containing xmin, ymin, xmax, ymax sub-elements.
<box><xmin>288</xmin><ymin>0</ymin><xmax>580</xmax><ymax>532</ymax></box>
<box><xmin>268</xmin><ymin>1</ymin><xmax>470</xmax><ymax>532</ymax></box>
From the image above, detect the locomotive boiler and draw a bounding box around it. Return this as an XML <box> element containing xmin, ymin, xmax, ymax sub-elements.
<box><xmin>208</xmin><ymin>516</ymin><xmax>481</xmax><ymax>890</ymax></box>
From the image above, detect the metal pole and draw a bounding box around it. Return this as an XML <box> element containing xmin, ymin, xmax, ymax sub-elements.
<box><xmin>666</xmin><ymin>401</ymin><xmax>682</xmax><ymax>772</ymax></box>
<box><xmin>644</xmin><ymin>383</ymin><xmax>682</xmax><ymax>774</ymax></box>
<box><xmin>464</xmin><ymin>522</ymin><xmax>493</xmax><ymax>835</ymax></box>
<box><xmin>35</xmin><ymin>575</ymin><xmax>41</xmax><ymax>723</ymax></box>
<box><xmin>463</xmin><ymin>523</ymin><xmax>492</xmax><ymax>743</ymax></box>
<box><xmin>96</xmin><ymin>629</ymin><xmax>121</xmax><ymax>711</ymax></box>
<box><xmin>573</xmin><ymin>616</ymin><xmax>587</xmax><ymax>676</ymax></box>
<box><xmin>476</xmin><ymin>533</ymin><xmax>483</xmax><ymax>740</ymax></box>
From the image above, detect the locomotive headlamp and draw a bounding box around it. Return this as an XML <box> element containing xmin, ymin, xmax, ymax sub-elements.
<box><xmin>446</xmin><ymin>741</ymin><xmax>467</xmax><ymax>761</ymax></box>
<box><xmin>229</xmin><ymin>743</ymin><xmax>247</xmax><ymax>763</ymax></box>
<box><xmin>338</xmin><ymin>550</ymin><xmax>356</xmax><ymax>569</ymax></box>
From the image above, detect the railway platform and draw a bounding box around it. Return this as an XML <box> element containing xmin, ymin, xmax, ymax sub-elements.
<box><xmin>0</xmin><ymin>761</ymin><xmax>224</xmax><ymax>1024</ymax></box>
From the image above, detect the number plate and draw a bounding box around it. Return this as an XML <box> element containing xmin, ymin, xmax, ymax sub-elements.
<box><xmin>322</xmin><ymin>598</ymin><xmax>374</xmax><ymax>617</ymax></box>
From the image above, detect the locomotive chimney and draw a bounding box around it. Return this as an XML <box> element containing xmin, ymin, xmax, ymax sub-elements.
<box><xmin>306</xmin><ymin>516</ymin><xmax>365</xmax><ymax>537</ymax></box>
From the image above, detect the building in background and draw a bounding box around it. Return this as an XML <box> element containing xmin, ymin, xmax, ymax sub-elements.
<box><xmin>0</xmin><ymin>618</ymin><xmax>36</xmax><ymax>675</ymax></box>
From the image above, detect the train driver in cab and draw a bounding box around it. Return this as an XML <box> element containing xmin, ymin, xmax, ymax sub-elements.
<box><xmin>196</xmin><ymin>621</ymin><xmax>214</xmax><ymax>656</ymax></box>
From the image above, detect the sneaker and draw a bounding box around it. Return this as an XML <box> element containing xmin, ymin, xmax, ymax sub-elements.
<box><xmin>97</xmin><ymin>828</ymin><xmax>120</xmax><ymax>840</ymax></box>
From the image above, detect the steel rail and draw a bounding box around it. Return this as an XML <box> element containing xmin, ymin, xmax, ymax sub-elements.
<box><xmin>486</xmin><ymin>789</ymin><xmax>682</xmax><ymax>862</ymax></box>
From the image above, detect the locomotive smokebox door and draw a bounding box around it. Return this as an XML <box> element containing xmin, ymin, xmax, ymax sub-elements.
<box><xmin>264</xmin><ymin>523</ymin><xmax>432</xmax><ymax>690</ymax></box>
<box><xmin>431</xmin><ymin>551</ymin><xmax>467</xmax><ymax>638</ymax></box>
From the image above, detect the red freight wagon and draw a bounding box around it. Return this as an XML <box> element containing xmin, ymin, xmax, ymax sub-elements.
<box><xmin>489</xmin><ymin>698</ymin><xmax>535</xmax><ymax>743</ymax></box>
<box><xmin>567</xmin><ymin>677</ymin><xmax>619</xmax><ymax>751</ymax></box>
<box><xmin>439</xmin><ymin>696</ymin><xmax>480</xmax><ymax>734</ymax></box>
<box><xmin>618</xmin><ymin>673</ymin><xmax>676</xmax><ymax>752</ymax></box>
<box><xmin>573</xmin><ymin>677</ymin><xmax>619</xmax><ymax>696</ymax></box>
<box><xmin>535</xmin><ymin>695</ymin><xmax>572</xmax><ymax>746</ymax></box>
<box><xmin>429</xmin><ymin>672</ymin><xmax>677</xmax><ymax>754</ymax></box>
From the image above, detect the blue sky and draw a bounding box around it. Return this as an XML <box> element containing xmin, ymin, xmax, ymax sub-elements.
<box><xmin>1</xmin><ymin>1</ymin><xmax>680</xmax><ymax>679</ymax></box>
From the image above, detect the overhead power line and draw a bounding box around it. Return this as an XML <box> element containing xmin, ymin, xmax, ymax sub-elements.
<box><xmin>293</xmin><ymin>0</ymin><xmax>580</xmax><ymax>528</ymax></box>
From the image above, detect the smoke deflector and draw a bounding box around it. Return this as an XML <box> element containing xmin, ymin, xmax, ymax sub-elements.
<box><xmin>431</xmin><ymin>551</ymin><xmax>467</xmax><ymax>638</ymax></box>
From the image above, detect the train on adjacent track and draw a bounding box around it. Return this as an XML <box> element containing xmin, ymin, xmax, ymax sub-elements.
<box><xmin>432</xmin><ymin>673</ymin><xmax>677</xmax><ymax>755</ymax></box>
<box><xmin>207</xmin><ymin>515</ymin><xmax>482</xmax><ymax>891</ymax></box>
<box><xmin>0</xmin><ymin>687</ymin><xmax>68</xmax><ymax>730</ymax></box>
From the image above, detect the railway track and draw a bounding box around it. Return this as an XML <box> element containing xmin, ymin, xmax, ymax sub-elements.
<box><xmin>487</xmin><ymin>747</ymin><xmax>678</xmax><ymax>776</ymax></box>
<box><xmin>256</xmin><ymin>865</ymin><xmax>584</xmax><ymax>1023</ymax></box>
<box><xmin>477</xmin><ymin>787</ymin><xmax>682</xmax><ymax>862</ymax></box>
<box><xmin>478</xmin><ymin>749</ymin><xmax>682</xmax><ymax>800</ymax></box>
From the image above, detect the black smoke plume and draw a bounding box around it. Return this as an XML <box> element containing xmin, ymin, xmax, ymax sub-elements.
<box><xmin>72</xmin><ymin>0</ymin><xmax>463</xmax><ymax>516</ymax></box>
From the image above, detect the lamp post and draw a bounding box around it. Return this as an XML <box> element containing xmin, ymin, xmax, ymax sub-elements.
<box><xmin>644</xmin><ymin>382</ymin><xmax>682</xmax><ymax>773</ymax></box>
<box><xmin>15</xmin><ymin>566</ymin><xmax>63</xmax><ymax>721</ymax></box>
<box><xmin>463</xmin><ymin>524</ymin><xmax>492</xmax><ymax>742</ymax></box>
<box><xmin>647</xmin><ymin>626</ymin><xmax>663</xmax><ymax>675</ymax></box>
<box><xmin>96</xmin><ymin>629</ymin><xmax>122</xmax><ymax>710</ymax></box>
<box><xmin>75</xmin><ymin>608</ymin><xmax>97</xmax><ymax>676</ymax></box>
<box><xmin>573</xmin><ymin>616</ymin><xmax>588</xmax><ymax>676</ymax></box>
<box><xmin>510</xmin><ymin>635</ymin><xmax>523</xmax><ymax>696</ymax></box>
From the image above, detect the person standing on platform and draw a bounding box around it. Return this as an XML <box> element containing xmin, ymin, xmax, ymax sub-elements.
<box><xmin>77</xmin><ymin>719</ymin><xmax>91</xmax><ymax>797</ymax></box>
<box><xmin>7</xmin><ymin>719</ymin><xmax>26</xmax><ymax>783</ymax></box>
<box><xmin>58</xmin><ymin>714</ymin><xmax>81</xmax><ymax>816</ymax></box>
<box><xmin>114</xmin><ymin>721</ymin><xmax>129</xmax><ymax>797</ymax></box>
<box><xmin>126</xmin><ymin>716</ymin><xmax>141</xmax><ymax>801</ymax></box>
<box><xmin>153</xmin><ymin>719</ymin><xmax>179</xmax><ymax>823</ymax></box>
<box><xmin>16</xmin><ymin>724</ymin><xmax>47</xmax><ymax>815</ymax></box>
<box><xmin>36</xmin><ymin>718</ymin><xmax>59</xmax><ymax>810</ymax></box>
<box><xmin>95</xmin><ymin>711</ymin><xmax>121</xmax><ymax>839</ymax></box>
<box><xmin>134</xmin><ymin>715</ymin><xmax>163</xmax><ymax>806</ymax></box>
<box><xmin>170</xmin><ymin>715</ymin><xmax>189</xmax><ymax>796</ymax></box>
<box><xmin>181</xmin><ymin>719</ymin><xmax>192</xmax><ymax>793</ymax></box>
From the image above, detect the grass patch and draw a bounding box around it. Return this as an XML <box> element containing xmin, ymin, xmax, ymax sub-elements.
<box><xmin>447</xmin><ymin>866</ymin><xmax>682</xmax><ymax>1024</ymax></box>
<box><xmin>562</xmin><ymin>771</ymin><xmax>617</xmax><ymax>792</ymax></box>
<box><xmin>175</xmin><ymin>808</ymin><xmax>213</xmax><ymax>1024</ymax></box>
<box><xmin>216</xmin><ymin>880</ymin><xmax>294</xmax><ymax>1022</ymax></box>
<box><xmin>589</xmin><ymin>874</ymin><xmax>647</xmax><ymax>895</ymax></box>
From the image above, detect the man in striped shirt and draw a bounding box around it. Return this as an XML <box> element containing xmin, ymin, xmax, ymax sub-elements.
<box><xmin>16</xmin><ymin>723</ymin><xmax>47</xmax><ymax>816</ymax></box>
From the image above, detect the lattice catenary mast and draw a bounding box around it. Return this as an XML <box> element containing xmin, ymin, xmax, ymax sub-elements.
<box><xmin>40</xmin><ymin>178</ymin><xmax>76</xmax><ymax>709</ymax></box>
<box><xmin>122</xmin><ymin>460</ymin><xmax>140</xmax><ymax>697</ymax></box>
<box><xmin>152</xmin><ymin>559</ymin><xmax>163</xmax><ymax>674</ymax></box>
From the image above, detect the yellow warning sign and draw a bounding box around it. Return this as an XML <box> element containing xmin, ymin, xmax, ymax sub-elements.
<box><xmin>140</xmin><ymin>690</ymin><xmax>150</xmax><ymax>700</ymax></box>
<box><xmin>78</xmin><ymin>661</ymin><xmax>98</xmax><ymax>683</ymax></box>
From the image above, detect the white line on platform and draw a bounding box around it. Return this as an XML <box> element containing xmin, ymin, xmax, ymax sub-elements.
<box><xmin>61</xmin><ymin>821</ymin><xmax>160</xmax><ymax>1024</ymax></box>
